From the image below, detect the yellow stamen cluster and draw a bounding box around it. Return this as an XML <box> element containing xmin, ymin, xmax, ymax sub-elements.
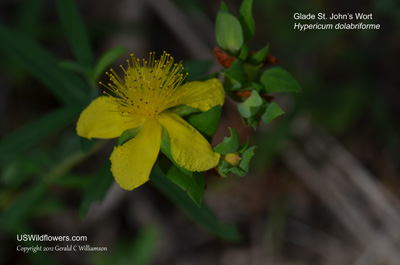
<box><xmin>100</xmin><ymin>51</ymin><xmax>188</xmax><ymax>118</ymax></box>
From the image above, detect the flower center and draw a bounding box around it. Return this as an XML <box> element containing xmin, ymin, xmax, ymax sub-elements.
<box><xmin>101</xmin><ymin>51</ymin><xmax>187</xmax><ymax>118</ymax></box>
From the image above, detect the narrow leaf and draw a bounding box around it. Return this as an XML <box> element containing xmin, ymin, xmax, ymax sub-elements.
<box><xmin>239</xmin><ymin>0</ymin><xmax>255</xmax><ymax>42</ymax></box>
<box><xmin>59</xmin><ymin>60</ymin><xmax>91</xmax><ymax>75</ymax></box>
<box><xmin>0</xmin><ymin>106</ymin><xmax>81</xmax><ymax>160</ymax></box>
<box><xmin>79</xmin><ymin>160</ymin><xmax>114</xmax><ymax>218</ymax></box>
<box><xmin>55</xmin><ymin>0</ymin><xmax>94</xmax><ymax>65</ymax></box>
<box><xmin>54</xmin><ymin>174</ymin><xmax>90</xmax><ymax>189</ymax></box>
<box><xmin>159</xmin><ymin>158</ymin><xmax>204</xmax><ymax>207</ymax></box>
<box><xmin>238</xmin><ymin>138</ymin><xmax>250</xmax><ymax>154</ymax></box>
<box><xmin>150</xmin><ymin>166</ymin><xmax>241</xmax><ymax>242</ymax></box>
<box><xmin>238</xmin><ymin>44</ymin><xmax>249</xmax><ymax>61</ymax></box>
<box><xmin>93</xmin><ymin>46</ymin><xmax>127</xmax><ymax>81</ymax></box>
<box><xmin>0</xmin><ymin>24</ymin><xmax>89</xmax><ymax>105</ymax></box>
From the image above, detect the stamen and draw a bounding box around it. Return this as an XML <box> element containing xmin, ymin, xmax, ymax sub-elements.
<box><xmin>102</xmin><ymin>52</ymin><xmax>187</xmax><ymax>118</ymax></box>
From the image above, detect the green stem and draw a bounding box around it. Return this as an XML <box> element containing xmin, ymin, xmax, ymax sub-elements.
<box><xmin>45</xmin><ymin>139</ymin><xmax>107</xmax><ymax>183</ymax></box>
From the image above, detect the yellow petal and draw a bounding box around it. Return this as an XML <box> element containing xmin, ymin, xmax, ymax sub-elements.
<box><xmin>164</xmin><ymin>78</ymin><xmax>225</xmax><ymax>112</ymax></box>
<box><xmin>77</xmin><ymin>96</ymin><xmax>144</xmax><ymax>139</ymax></box>
<box><xmin>110</xmin><ymin>118</ymin><xmax>162</xmax><ymax>190</ymax></box>
<box><xmin>158</xmin><ymin>113</ymin><xmax>220</xmax><ymax>172</ymax></box>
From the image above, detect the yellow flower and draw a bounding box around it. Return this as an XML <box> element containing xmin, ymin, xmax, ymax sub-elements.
<box><xmin>76</xmin><ymin>52</ymin><xmax>225</xmax><ymax>190</ymax></box>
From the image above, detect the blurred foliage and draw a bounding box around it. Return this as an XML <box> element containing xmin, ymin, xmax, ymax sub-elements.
<box><xmin>91</xmin><ymin>225</ymin><xmax>159</xmax><ymax>265</ymax></box>
<box><xmin>0</xmin><ymin>0</ymin><xmax>399</xmax><ymax>264</ymax></box>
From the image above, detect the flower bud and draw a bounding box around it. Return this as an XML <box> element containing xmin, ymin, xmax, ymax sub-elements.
<box><xmin>223</xmin><ymin>153</ymin><xmax>241</xmax><ymax>166</ymax></box>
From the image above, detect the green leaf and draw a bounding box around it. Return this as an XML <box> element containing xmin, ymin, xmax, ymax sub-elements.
<box><xmin>216</xmin><ymin>161</ymin><xmax>231</xmax><ymax>178</ymax></box>
<box><xmin>251</xmin><ymin>82</ymin><xmax>264</xmax><ymax>93</ymax></box>
<box><xmin>238</xmin><ymin>44</ymin><xmax>249</xmax><ymax>61</ymax></box>
<box><xmin>150</xmin><ymin>166</ymin><xmax>241</xmax><ymax>242</ymax></box>
<box><xmin>239</xmin><ymin>0</ymin><xmax>255</xmax><ymax>42</ymax></box>
<box><xmin>223</xmin><ymin>60</ymin><xmax>246</xmax><ymax>92</ymax></box>
<box><xmin>262</xmin><ymin>102</ymin><xmax>285</xmax><ymax>124</ymax></box>
<box><xmin>224</xmin><ymin>60</ymin><xmax>246</xmax><ymax>85</ymax></box>
<box><xmin>59</xmin><ymin>60</ymin><xmax>91</xmax><ymax>75</ymax></box>
<box><xmin>187</xmin><ymin>105</ymin><xmax>222</xmax><ymax>137</ymax></box>
<box><xmin>220</xmin><ymin>2</ymin><xmax>231</xmax><ymax>12</ymax></box>
<box><xmin>0</xmin><ymin>24</ymin><xmax>89</xmax><ymax>105</ymax></box>
<box><xmin>0</xmin><ymin>106</ymin><xmax>81</xmax><ymax>160</ymax></box>
<box><xmin>93</xmin><ymin>46</ymin><xmax>127</xmax><ymax>81</ymax></box>
<box><xmin>223</xmin><ymin>75</ymin><xmax>242</xmax><ymax>92</ymax></box>
<box><xmin>238</xmin><ymin>146</ymin><xmax>256</xmax><ymax>173</ymax></box>
<box><xmin>169</xmin><ymin>105</ymin><xmax>201</xmax><ymax>117</ymax></box>
<box><xmin>243</xmin><ymin>63</ymin><xmax>262</xmax><ymax>83</ymax></box>
<box><xmin>260</xmin><ymin>67</ymin><xmax>302</xmax><ymax>93</ymax></box>
<box><xmin>182</xmin><ymin>60</ymin><xmax>212</xmax><ymax>81</ymax></box>
<box><xmin>55</xmin><ymin>0</ymin><xmax>94</xmax><ymax>65</ymax></box>
<box><xmin>248</xmin><ymin>44</ymin><xmax>270</xmax><ymax>65</ymax></box>
<box><xmin>215</xmin><ymin>11</ymin><xmax>243</xmax><ymax>54</ymax></box>
<box><xmin>238</xmin><ymin>138</ymin><xmax>250</xmax><ymax>154</ymax></box>
<box><xmin>248</xmin><ymin>113</ymin><xmax>263</xmax><ymax>130</ymax></box>
<box><xmin>159</xmin><ymin>158</ymin><xmax>204</xmax><ymax>207</ymax></box>
<box><xmin>118</xmin><ymin>126</ymin><xmax>143</xmax><ymax>146</ymax></box>
<box><xmin>54</xmin><ymin>174</ymin><xmax>90</xmax><ymax>189</ymax></box>
<box><xmin>237</xmin><ymin>90</ymin><xmax>264</xmax><ymax>118</ymax></box>
<box><xmin>79</xmin><ymin>160</ymin><xmax>114</xmax><ymax>218</ymax></box>
<box><xmin>214</xmin><ymin>128</ymin><xmax>240</xmax><ymax>155</ymax></box>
